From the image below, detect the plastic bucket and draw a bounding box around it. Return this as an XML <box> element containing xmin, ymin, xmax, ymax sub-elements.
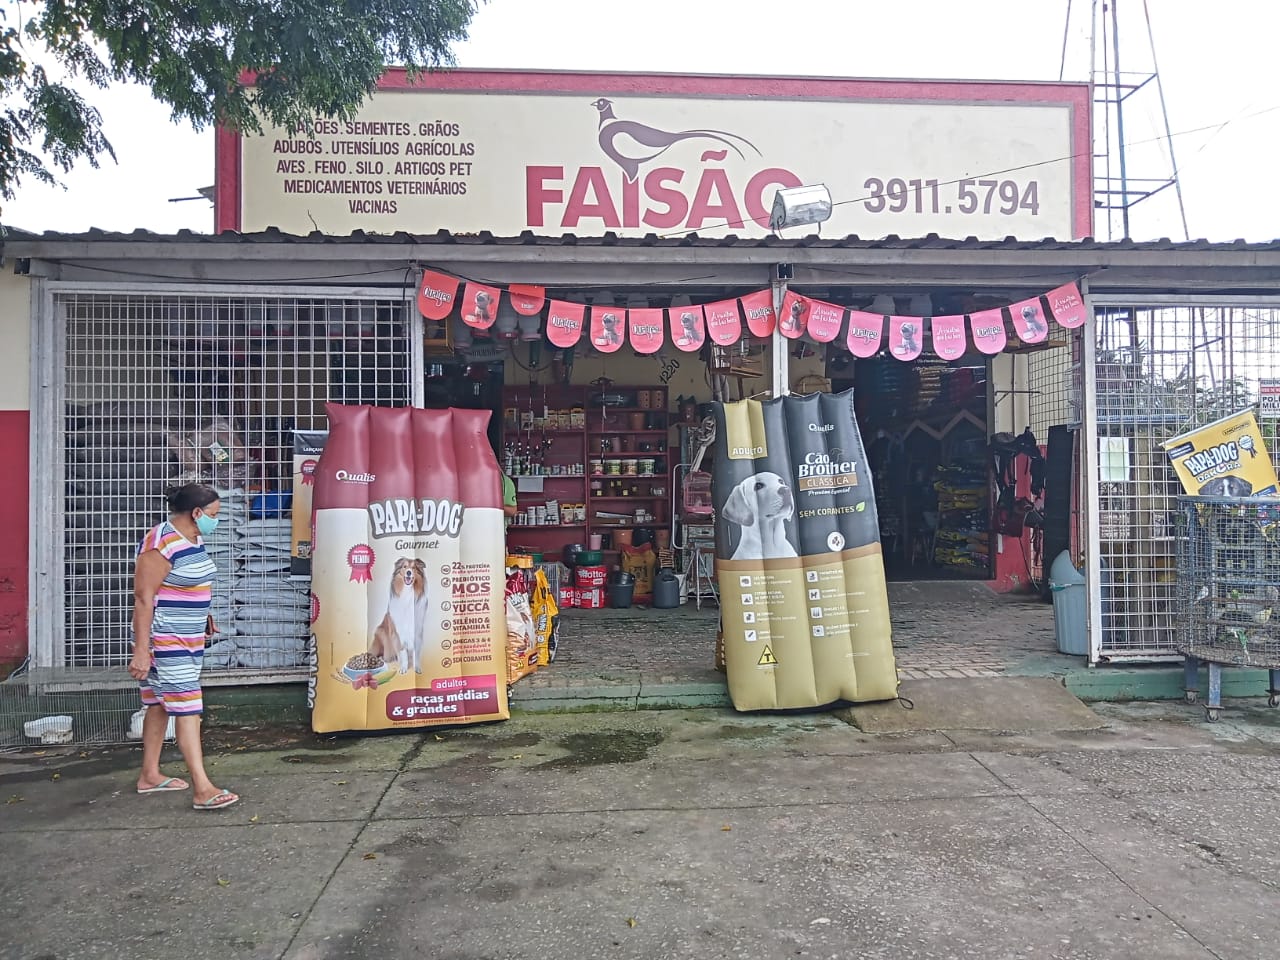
<box><xmin>1049</xmin><ymin>550</ymin><xmax>1088</xmax><ymax>656</ymax></box>
<box><xmin>608</xmin><ymin>581</ymin><xmax>635</xmax><ymax>608</ymax></box>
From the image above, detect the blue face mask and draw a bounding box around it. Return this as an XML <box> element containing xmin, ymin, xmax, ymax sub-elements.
<box><xmin>195</xmin><ymin>512</ymin><xmax>220</xmax><ymax>537</ymax></box>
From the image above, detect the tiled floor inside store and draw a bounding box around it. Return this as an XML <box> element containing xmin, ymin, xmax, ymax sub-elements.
<box><xmin>526</xmin><ymin>580</ymin><xmax>1060</xmax><ymax>691</ymax></box>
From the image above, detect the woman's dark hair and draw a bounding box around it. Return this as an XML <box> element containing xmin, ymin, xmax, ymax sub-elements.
<box><xmin>165</xmin><ymin>483</ymin><xmax>220</xmax><ymax>514</ymax></box>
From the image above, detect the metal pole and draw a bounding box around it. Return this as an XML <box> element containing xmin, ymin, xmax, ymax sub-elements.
<box><xmin>1079</xmin><ymin>278</ymin><xmax>1105</xmax><ymax>663</ymax></box>
<box><xmin>771</xmin><ymin>278</ymin><xmax>789</xmax><ymax>397</ymax></box>
<box><xmin>1110</xmin><ymin>0</ymin><xmax>1131</xmax><ymax>239</ymax></box>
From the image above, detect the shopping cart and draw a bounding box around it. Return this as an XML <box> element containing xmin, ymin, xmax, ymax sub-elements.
<box><xmin>1175</xmin><ymin>495</ymin><xmax>1280</xmax><ymax>722</ymax></box>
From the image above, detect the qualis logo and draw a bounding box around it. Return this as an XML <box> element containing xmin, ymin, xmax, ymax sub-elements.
<box><xmin>526</xmin><ymin>98</ymin><xmax>805</xmax><ymax>233</ymax></box>
<box><xmin>632</xmin><ymin>324</ymin><xmax>662</xmax><ymax>337</ymax></box>
<box><xmin>335</xmin><ymin>469</ymin><xmax>376</xmax><ymax>484</ymax></box>
<box><xmin>420</xmin><ymin>282</ymin><xmax>454</xmax><ymax>309</ymax></box>
<box><xmin>975</xmin><ymin>324</ymin><xmax>1002</xmax><ymax>338</ymax></box>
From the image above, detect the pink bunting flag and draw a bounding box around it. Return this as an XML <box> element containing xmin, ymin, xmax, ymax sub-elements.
<box><xmin>778</xmin><ymin>290</ymin><xmax>809</xmax><ymax>339</ymax></box>
<box><xmin>930</xmin><ymin>315</ymin><xmax>968</xmax><ymax>361</ymax></box>
<box><xmin>1045</xmin><ymin>282</ymin><xmax>1086</xmax><ymax>328</ymax></box>
<box><xmin>507</xmin><ymin>284</ymin><xmax>546</xmax><ymax>316</ymax></box>
<box><xmin>739</xmin><ymin>289</ymin><xmax>777</xmax><ymax>337</ymax></box>
<box><xmin>416</xmin><ymin>270</ymin><xmax>459</xmax><ymax>321</ymax></box>
<box><xmin>628</xmin><ymin>308</ymin><xmax>665</xmax><ymax>354</ymax></box>
<box><xmin>668</xmin><ymin>304</ymin><xmax>706</xmax><ymax>352</ymax></box>
<box><xmin>845</xmin><ymin>310</ymin><xmax>884</xmax><ymax>358</ymax></box>
<box><xmin>969</xmin><ymin>308</ymin><xmax>1008</xmax><ymax>355</ymax></box>
<box><xmin>1010</xmin><ymin>296</ymin><xmax>1049</xmax><ymax>345</ymax></box>
<box><xmin>590</xmin><ymin>306</ymin><xmax>626</xmax><ymax>353</ymax></box>
<box><xmin>545</xmin><ymin>300</ymin><xmax>585</xmax><ymax>348</ymax></box>
<box><xmin>805</xmin><ymin>298</ymin><xmax>845</xmax><ymax>343</ymax></box>
<box><xmin>704</xmin><ymin>299</ymin><xmax>742</xmax><ymax>346</ymax></box>
<box><xmin>887</xmin><ymin>316</ymin><xmax>925</xmax><ymax>362</ymax></box>
<box><xmin>461</xmin><ymin>281</ymin><xmax>501</xmax><ymax>330</ymax></box>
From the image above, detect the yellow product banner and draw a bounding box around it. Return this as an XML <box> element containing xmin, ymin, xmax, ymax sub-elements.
<box><xmin>1162</xmin><ymin>410</ymin><xmax>1278</xmax><ymax>498</ymax></box>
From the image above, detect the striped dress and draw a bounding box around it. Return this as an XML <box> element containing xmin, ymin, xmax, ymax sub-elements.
<box><xmin>137</xmin><ymin>521</ymin><xmax>218</xmax><ymax>715</ymax></box>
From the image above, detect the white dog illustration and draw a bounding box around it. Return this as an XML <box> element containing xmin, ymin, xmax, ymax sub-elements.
<box><xmin>370</xmin><ymin>557</ymin><xmax>428</xmax><ymax>675</ymax></box>
<box><xmin>722</xmin><ymin>472</ymin><xmax>799</xmax><ymax>561</ymax></box>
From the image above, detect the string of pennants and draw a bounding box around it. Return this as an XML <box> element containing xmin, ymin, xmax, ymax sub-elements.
<box><xmin>417</xmin><ymin>268</ymin><xmax>1086</xmax><ymax>361</ymax></box>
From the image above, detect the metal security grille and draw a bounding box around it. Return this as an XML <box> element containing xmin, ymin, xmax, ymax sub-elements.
<box><xmin>58</xmin><ymin>291</ymin><xmax>413</xmax><ymax>677</ymax></box>
<box><xmin>1091</xmin><ymin>302</ymin><xmax>1280</xmax><ymax>660</ymax></box>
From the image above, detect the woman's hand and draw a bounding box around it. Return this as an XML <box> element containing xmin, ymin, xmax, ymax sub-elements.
<box><xmin>127</xmin><ymin>649</ymin><xmax>151</xmax><ymax>682</ymax></box>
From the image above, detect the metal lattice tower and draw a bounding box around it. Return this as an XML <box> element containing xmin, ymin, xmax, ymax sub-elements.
<box><xmin>1064</xmin><ymin>0</ymin><xmax>1190</xmax><ymax>241</ymax></box>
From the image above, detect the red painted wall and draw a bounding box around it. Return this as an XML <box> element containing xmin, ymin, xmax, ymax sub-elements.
<box><xmin>988</xmin><ymin>449</ymin><xmax>1041</xmax><ymax>594</ymax></box>
<box><xmin>0</xmin><ymin>411</ymin><xmax>29</xmax><ymax>667</ymax></box>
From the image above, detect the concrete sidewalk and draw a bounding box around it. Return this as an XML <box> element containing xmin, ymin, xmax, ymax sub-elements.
<box><xmin>2</xmin><ymin>687</ymin><xmax>1279</xmax><ymax>960</ymax></box>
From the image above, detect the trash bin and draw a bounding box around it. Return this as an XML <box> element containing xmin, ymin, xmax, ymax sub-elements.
<box><xmin>1049</xmin><ymin>550</ymin><xmax>1088</xmax><ymax>656</ymax></box>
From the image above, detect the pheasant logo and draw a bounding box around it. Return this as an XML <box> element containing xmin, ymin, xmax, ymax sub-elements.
<box><xmin>590</xmin><ymin>98</ymin><xmax>761</xmax><ymax>182</ymax></box>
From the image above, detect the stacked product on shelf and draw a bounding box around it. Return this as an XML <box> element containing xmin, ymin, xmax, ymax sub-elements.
<box><xmin>232</xmin><ymin>516</ymin><xmax>309</xmax><ymax>668</ymax></box>
<box><xmin>202</xmin><ymin>487</ymin><xmax>243</xmax><ymax>668</ymax></box>
<box><xmin>932</xmin><ymin>464</ymin><xmax>990</xmax><ymax>572</ymax></box>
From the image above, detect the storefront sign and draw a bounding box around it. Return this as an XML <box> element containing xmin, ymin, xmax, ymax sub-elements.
<box><xmin>310</xmin><ymin>404</ymin><xmax>509</xmax><ymax>733</ymax></box>
<box><xmin>1162</xmin><ymin>410</ymin><xmax>1278</xmax><ymax>498</ymax></box>
<box><xmin>1259</xmin><ymin>380</ymin><xmax>1280</xmax><ymax>419</ymax></box>
<box><xmin>711</xmin><ymin>392</ymin><xmax>898</xmax><ymax>711</ymax></box>
<box><xmin>223</xmin><ymin>71</ymin><xmax>1090</xmax><ymax>240</ymax></box>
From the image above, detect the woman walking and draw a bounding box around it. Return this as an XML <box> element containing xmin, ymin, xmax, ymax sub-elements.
<box><xmin>128</xmin><ymin>483</ymin><xmax>239</xmax><ymax>810</ymax></box>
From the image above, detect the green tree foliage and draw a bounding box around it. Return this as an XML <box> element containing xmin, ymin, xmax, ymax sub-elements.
<box><xmin>0</xmin><ymin>0</ymin><xmax>480</xmax><ymax>199</ymax></box>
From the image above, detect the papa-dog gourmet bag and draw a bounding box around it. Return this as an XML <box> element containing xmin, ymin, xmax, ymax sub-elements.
<box><xmin>309</xmin><ymin>404</ymin><xmax>510</xmax><ymax>733</ymax></box>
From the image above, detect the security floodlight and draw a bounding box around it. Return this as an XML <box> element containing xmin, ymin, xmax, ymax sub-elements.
<box><xmin>770</xmin><ymin>184</ymin><xmax>833</xmax><ymax>232</ymax></box>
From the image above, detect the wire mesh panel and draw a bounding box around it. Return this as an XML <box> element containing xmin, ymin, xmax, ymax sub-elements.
<box><xmin>1094</xmin><ymin>303</ymin><xmax>1280</xmax><ymax>659</ymax></box>
<box><xmin>58</xmin><ymin>292</ymin><xmax>412</xmax><ymax>679</ymax></box>
<box><xmin>1176</xmin><ymin>496</ymin><xmax>1280</xmax><ymax>668</ymax></box>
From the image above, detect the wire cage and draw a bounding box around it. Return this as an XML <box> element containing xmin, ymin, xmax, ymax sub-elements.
<box><xmin>1175</xmin><ymin>495</ymin><xmax>1280</xmax><ymax>669</ymax></box>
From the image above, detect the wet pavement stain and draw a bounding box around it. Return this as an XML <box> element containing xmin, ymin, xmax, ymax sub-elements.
<box><xmin>539</xmin><ymin>730</ymin><xmax>664</xmax><ymax>769</ymax></box>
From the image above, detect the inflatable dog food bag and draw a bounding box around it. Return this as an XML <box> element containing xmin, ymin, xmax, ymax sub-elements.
<box><xmin>713</xmin><ymin>390</ymin><xmax>897</xmax><ymax>711</ymax></box>
<box><xmin>310</xmin><ymin>404</ymin><xmax>510</xmax><ymax>733</ymax></box>
<box><xmin>1162</xmin><ymin>410</ymin><xmax>1278</xmax><ymax>498</ymax></box>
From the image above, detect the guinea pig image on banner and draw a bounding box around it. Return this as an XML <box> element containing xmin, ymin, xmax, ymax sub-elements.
<box><xmin>712</xmin><ymin>390</ymin><xmax>897</xmax><ymax>712</ymax></box>
<box><xmin>310</xmin><ymin>403</ymin><xmax>510</xmax><ymax>734</ymax></box>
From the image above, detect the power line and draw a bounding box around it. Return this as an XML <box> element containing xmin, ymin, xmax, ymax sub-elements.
<box><xmin>656</xmin><ymin>102</ymin><xmax>1280</xmax><ymax>240</ymax></box>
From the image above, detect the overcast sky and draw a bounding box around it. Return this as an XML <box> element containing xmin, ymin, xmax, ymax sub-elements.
<box><xmin>7</xmin><ymin>0</ymin><xmax>1277</xmax><ymax>241</ymax></box>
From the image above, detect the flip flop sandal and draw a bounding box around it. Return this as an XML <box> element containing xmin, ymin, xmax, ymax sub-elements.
<box><xmin>192</xmin><ymin>789</ymin><xmax>239</xmax><ymax>811</ymax></box>
<box><xmin>137</xmin><ymin>777</ymin><xmax>189</xmax><ymax>795</ymax></box>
